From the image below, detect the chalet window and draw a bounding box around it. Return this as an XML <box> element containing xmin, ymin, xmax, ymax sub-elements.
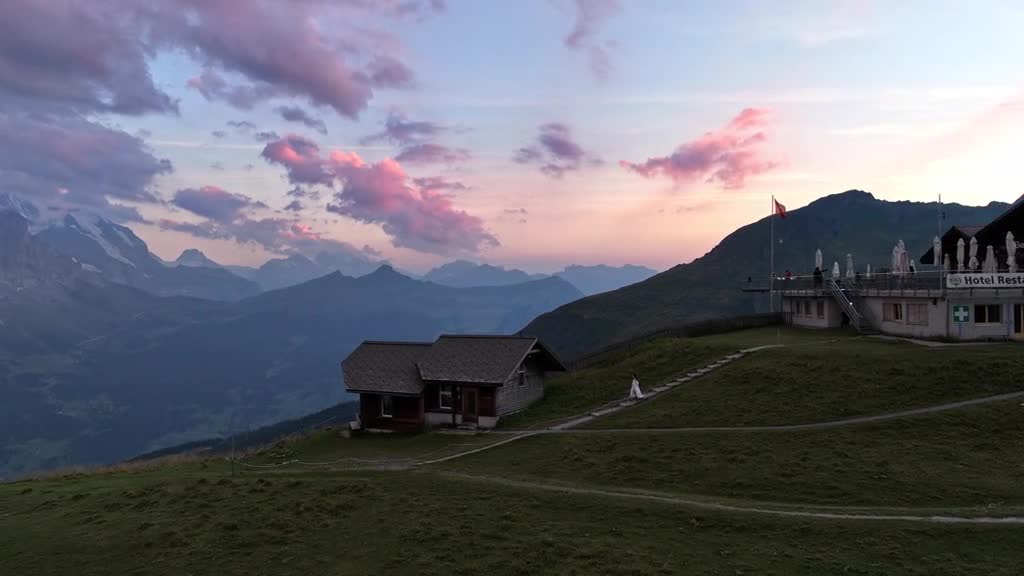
<box><xmin>517</xmin><ymin>367</ymin><xmax>526</xmax><ymax>386</ymax></box>
<box><xmin>883</xmin><ymin>302</ymin><xmax>903</xmax><ymax>322</ymax></box>
<box><xmin>438</xmin><ymin>385</ymin><xmax>454</xmax><ymax>410</ymax></box>
<box><xmin>380</xmin><ymin>395</ymin><xmax>394</xmax><ymax>418</ymax></box>
<box><xmin>907</xmin><ymin>303</ymin><xmax>929</xmax><ymax>325</ymax></box>
<box><xmin>975</xmin><ymin>304</ymin><xmax>1002</xmax><ymax>324</ymax></box>
<box><xmin>816</xmin><ymin>300</ymin><xmax>825</xmax><ymax>319</ymax></box>
<box><xmin>803</xmin><ymin>300</ymin><xmax>811</xmax><ymax>316</ymax></box>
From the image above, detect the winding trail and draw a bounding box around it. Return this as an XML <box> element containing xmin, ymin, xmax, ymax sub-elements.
<box><xmin>432</xmin><ymin>471</ymin><xmax>1024</xmax><ymax>525</ymax></box>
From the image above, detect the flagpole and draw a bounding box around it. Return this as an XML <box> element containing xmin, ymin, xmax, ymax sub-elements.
<box><xmin>770</xmin><ymin>195</ymin><xmax>775</xmax><ymax>313</ymax></box>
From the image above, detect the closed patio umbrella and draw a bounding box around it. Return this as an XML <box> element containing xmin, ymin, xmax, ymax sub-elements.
<box><xmin>846</xmin><ymin>253</ymin><xmax>855</xmax><ymax>279</ymax></box>
<box><xmin>1007</xmin><ymin>232</ymin><xmax>1017</xmax><ymax>272</ymax></box>
<box><xmin>969</xmin><ymin>237</ymin><xmax>979</xmax><ymax>270</ymax></box>
<box><xmin>815</xmin><ymin>248</ymin><xmax>823</xmax><ymax>271</ymax></box>
<box><xmin>866</xmin><ymin>264</ymin><xmax>872</xmax><ymax>278</ymax></box>
<box><xmin>832</xmin><ymin>261</ymin><xmax>840</xmax><ymax>279</ymax></box>
<box><xmin>943</xmin><ymin>253</ymin><xmax>951</xmax><ymax>271</ymax></box>
<box><xmin>984</xmin><ymin>245</ymin><xmax>997</xmax><ymax>273</ymax></box>
<box><xmin>932</xmin><ymin>236</ymin><xmax>942</xmax><ymax>269</ymax></box>
<box><xmin>957</xmin><ymin>238</ymin><xmax>965</xmax><ymax>271</ymax></box>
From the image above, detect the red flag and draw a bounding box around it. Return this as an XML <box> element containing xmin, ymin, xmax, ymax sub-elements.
<box><xmin>774</xmin><ymin>198</ymin><xmax>787</xmax><ymax>219</ymax></box>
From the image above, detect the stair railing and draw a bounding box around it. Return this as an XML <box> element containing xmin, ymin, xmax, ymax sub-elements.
<box><xmin>827</xmin><ymin>279</ymin><xmax>865</xmax><ymax>331</ymax></box>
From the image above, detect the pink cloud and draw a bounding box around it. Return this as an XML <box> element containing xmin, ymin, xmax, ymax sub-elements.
<box><xmin>394</xmin><ymin>143</ymin><xmax>471</xmax><ymax>165</ymax></box>
<box><xmin>0</xmin><ymin>112</ymin><xmax>171</xmax><ymax>219</ymax></box>
<box><xmin>261</xmin><ymin>135</ymin><xmax>497</xmax><ymax>254</ymax></box>
<box><xmin>565</xmin><ymin>0</ymin><xmax>622</xmax><ymax>80</ymax></box>
<box><xmin>0</xmin><ymin>0</ymin><xmax>428</xmax><ymax>119</ymax></box>
<box><xmin>514</xmin><ymin>123</ymin><xmax>602</xmax><ymax>178</ymax></box>
<box><xmin>171</xmin><ymin>185</ymin><xmax>266</xmax><ymax>222</ymax></box>
<box><xmin>619</xmin><ymin>108</ymin><xmax>780</xmax><ymax>189</ymax></box>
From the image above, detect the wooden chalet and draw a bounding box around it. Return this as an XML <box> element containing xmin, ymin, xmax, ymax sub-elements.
<box><xmin>342</xmin><ymin>335</ymin><xmax>566</xmax><ymax>430</ymax></box>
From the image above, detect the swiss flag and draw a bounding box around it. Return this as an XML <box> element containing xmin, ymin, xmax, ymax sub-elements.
<box><xmin>774</xmin><ymin>198</ymin><xmax>787</xmax><ymax>219</ymax></box>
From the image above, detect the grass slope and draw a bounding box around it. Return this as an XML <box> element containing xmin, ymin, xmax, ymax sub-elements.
<box><xmin>499</xmin><ymin>337</ymin><xmax>740</xmax><ymax>429</ymax></box>
<box><xmin>440</xmin><ymin>402</ymin><xmax>1024</xmax><ymax>508</ymax></box>
<box><xmin>592</xmin><ymin>334</ymin><xmax>1024</xmax><ymax>429</ymax></box>
<box><xmin>3</xmin><ymin>464</ymin><xmax>1024</xmax><ymax>575</ymax></box>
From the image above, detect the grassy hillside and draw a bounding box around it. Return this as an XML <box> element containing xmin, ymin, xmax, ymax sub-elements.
<box><xmin>589</xmin><ymin>332</ymin><xmax>1024</xmax><ymax>428</ymax></box>
<box><xmin>4</xmin><ymin>327</ymin><xmax>1024</xmax><ymax>575</ymax></box>
<box><xmin>6</xmin><ymin>463</ymin><xmax>1024</xmax><ymax>576</ymax></box>
<box><xmin>524</xmin><ymin>190</ymin><xmax>1010</xmax><ymax>359</ymax></box>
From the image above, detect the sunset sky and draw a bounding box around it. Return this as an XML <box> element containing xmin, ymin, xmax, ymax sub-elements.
<box><xmin>3</xmin><ymin>0</ymin><xmax>1024</xmax><ymax>273</ymax></box>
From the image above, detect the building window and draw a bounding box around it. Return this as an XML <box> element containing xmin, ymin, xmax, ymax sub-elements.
<box><xmin>975</xmin><ymin>304</ymin><xmax>1002</xmax><ymax>324</ymax></box>
<box><xmin>380</xmin><ymin>395</ymin><xmax>394</xmax><ymax>418</ymax></box>
<box><xmin>883</xmin><ymin>302</ymin><xmax>903</xmax><ymax>322</ymax></box>
<box><xmin>804</xmin><ymin>300</ymin><xmax>812</xmax><ymax>316</ymax></box>
<box><xmin>907</xmin><ymin>303</ymin><xmax>929</xmax><ymax>325</ymax></box>
<box><xmin>517</xmin><ymin>367</ymin><xmax>526</xmax><ymax>386</ymax></box>
<box><xmin>438</xmin><ymin>385</ymin><xmax>454</xmax><ymax>410</ymax></box>
<box><xmin>816</xmin><ymin>300</ymin><xmax>825</xmax><ymax>319</ymax></box>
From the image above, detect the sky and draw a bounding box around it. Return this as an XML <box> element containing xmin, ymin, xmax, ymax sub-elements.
<box><xmin>2</xmin><ymin>0</ymin><xmax>1024</xmax><ymax>274</ymax></box>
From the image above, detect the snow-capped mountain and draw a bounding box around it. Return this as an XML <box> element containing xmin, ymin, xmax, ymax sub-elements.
<box><xmin>0</xmin><ymin>192</ymin><xmax>40</xmax><ymax>222</ymax></box>
<box><xmin>0</xmin><ymin>193</ymin><xmax>260</xmax><ymax>301</ymax></box>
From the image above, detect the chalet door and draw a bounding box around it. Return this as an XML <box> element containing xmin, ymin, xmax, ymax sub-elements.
<box><xmin>1015</xmin><ymin>304</ymin><xmax>1024</xmax><ymax>340</ymax></box>
<box><xmin>463</xmin><ymin>388</ymin><xmax>478</xmax><ymax>423</ymax></box>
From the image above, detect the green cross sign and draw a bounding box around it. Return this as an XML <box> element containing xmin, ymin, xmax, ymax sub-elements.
<box><xmin>952</xmin><ymin>304</ymin><xmax>970</xmax><ymax>323</ymax></box>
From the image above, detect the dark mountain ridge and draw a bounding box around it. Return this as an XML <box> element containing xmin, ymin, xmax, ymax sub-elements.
<box><xmin>524</xmin><ymin>190</ymin><xmax>1010</xmax><ymax>359</ymax></box>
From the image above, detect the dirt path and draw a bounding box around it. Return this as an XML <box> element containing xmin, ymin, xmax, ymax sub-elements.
<box><xmin>433</xmin><ymin>471</ymin><xmax>1024</xmax><ymax>526</ymax></box>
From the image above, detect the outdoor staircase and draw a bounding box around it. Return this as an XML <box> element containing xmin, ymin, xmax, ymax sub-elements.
<box><xmin>827</xmin><ymin>279</ymin><xmax>879</xmax><ymax>334</ymax></box>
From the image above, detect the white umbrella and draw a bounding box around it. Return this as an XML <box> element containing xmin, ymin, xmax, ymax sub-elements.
<box><xmin>943</xmin><ymin>253</ymin><xmax>951</xmax><ymax>271</ymax></box>
<box><xmin>932</xmin><ymin>236</ymin><xmax>942</xmax><ymax>269</ymax></box>
<box><xmin>910</xmin><ymin>258</ymin><xmax>917</xmax><ymax>273</ymax></box>
<box><xmin>891</xmin><ymin>244</ymin><xmax>900</xmax><ymax>272</ymax></box>
<box><xmin>831</xmin><ymin>261</ymin><xmax>840</xmax><ymax>279</ymax></box>
<box><xmin>984</xmin><ymin>245</ymin><xmax>997</xmax><ymax>273</ymax></box>
<box><xmin>969</xmin><ymin>236</ymin><xmax>979</xmax><ymax>270</ymax></box>
<box><xmin>956</xmin><ymin>238</ymin><xmax>965</xmax><ymax>271</ymax></box>
<box><xmin>1007</xmin><ymin>232</ymin><xmax>1017</xmax><ymax>273</ymax></box>
<box><xmin>815</xmin><ymin>248</ymin><xmax>823</xmax><ymax>271</ymax></box>
<box><xmin>866</xmin><ymin>264</ymin><xmax>872</xmax><ymax>279</ymax></box>
<box><xmin>845</xmin><ymin>253</ymin><xmax>855</xmax><ymax>279</ymax></box>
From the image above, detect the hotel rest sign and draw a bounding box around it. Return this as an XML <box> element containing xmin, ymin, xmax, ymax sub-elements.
<box><xmin>946</xmin><ymin>273</ymin><xmax>1024</xmax><ymax>288</ymax></box>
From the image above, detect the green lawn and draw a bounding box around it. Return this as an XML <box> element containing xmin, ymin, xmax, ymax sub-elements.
<box><xmin>590</xmin><ymin>337</ymin><xmax>1024</xmax><ymax>428</ymax></box>
<box><xmin>3</xmin><ymin>463</ymin><xmax>1023</xmax><ymax>576</ymax></box>
<box><xmin>439</xmin><ymin>402</ymin><xmax>1024</xmax><ymax>508</ymax></box>
<box><xmin>500</xmin><ymin>336</ymin><xmax>739</xmax><ymax>429</ymax></box>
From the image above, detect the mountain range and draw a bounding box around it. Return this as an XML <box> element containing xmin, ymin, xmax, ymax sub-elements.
<box><xmin>524</xmin><ymin>190</ymin><xmax>1011</xmax><ymax>359</ymax></box>
<box><xmin>0</xmin><ymin>206</ymin><xmax>583</xmax><ymax>477</ymax></box>
<box><xmin>422</xmin><ymin>259</ymin><xmax>658</xmax><ymax>295</ymax></box>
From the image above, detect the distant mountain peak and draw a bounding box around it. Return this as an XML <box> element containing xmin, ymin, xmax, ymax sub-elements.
<box><xmin>367</xmin><ymin>263</ymin><xmax>403</xmax><ymax>278</ymax></box>
<box><xmin>175</xmin><ymin>248</ymin><xmax>221</xmax><ymax>268</ymax></box>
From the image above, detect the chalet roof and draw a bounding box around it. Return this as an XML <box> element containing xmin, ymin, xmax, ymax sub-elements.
<box><xmin>921</xmin><ymin>200</ymin><xmax>1024</xmax><ymax>264</ymax></box>
<box><xmin>342</xmin><ymin>342</ymin><xmax>431</xmax><ymax>396</ymax></box>
<box><xmin>342</xmin><ymin>335</ymin><xmax>566</xmax><ymax>395</ymax></box>
<box><xmin>920</xmin><ymin>225</ymin><xmax>985</xmax><ymax>264</ymax></box>
<box><xmin>418</xmin><ymin>335</ymin><xmax>550</xmax><ymax>385</ymax></box>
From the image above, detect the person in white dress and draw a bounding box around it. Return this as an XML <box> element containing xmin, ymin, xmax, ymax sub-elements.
<box><xmin>629</xmin><ymin>372</ymin><xmax>645</xmax><ymax>399</ymax></box>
